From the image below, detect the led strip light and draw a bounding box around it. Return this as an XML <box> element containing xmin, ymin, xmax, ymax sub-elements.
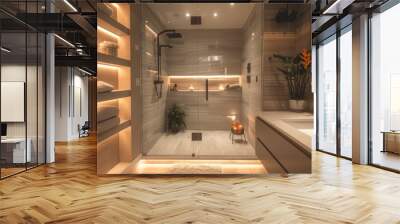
<box><xmin>1</xmin><ymin>47</ymin><xmax>11</xmax><ymax>53</ymax></box>
<box><xmin>168</xmin><ymin>75</ymin><xmax>241</xmax><ymax>79</ymax></box>
<box><xmin>98</xmin><ymin>63</ymin><xmax>119</xmax><ymax>70</ymax></box>
<box><xmin>98</xmin><ymin>26</ymin><xmax>120</xmax><ymax>39</ymax></box>
<box><xmin>63</xmin><ymin>0</ymin><xmax>78</xmax><ymax>12</ymax></box>
<box><xmin>54</xmin><ymin>34</ymin><xmax>75</xmax><ymax>48</ymax></box>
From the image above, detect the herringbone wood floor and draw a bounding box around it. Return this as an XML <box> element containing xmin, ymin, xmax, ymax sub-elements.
<box><xmin>1</xmin><ymin>136</ymin><xmax>400</xmax><ymax>223</ymax></box>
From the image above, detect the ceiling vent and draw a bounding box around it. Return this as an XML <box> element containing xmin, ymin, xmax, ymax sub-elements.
<box><xmin>191</xmin><ymin>16</ymin><xmax>202</xmax><ymax>25</ymax></box>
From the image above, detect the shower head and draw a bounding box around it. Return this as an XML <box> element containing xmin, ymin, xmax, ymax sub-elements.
<box><xmin>166</xmin><ymin>32</ymin><xmax>183</xmax><ymax>39</ymax></box>
<box><xmin>158</xmin><ymin>29</ymin><xmax>183</xmax><ymax>39</ymax></box>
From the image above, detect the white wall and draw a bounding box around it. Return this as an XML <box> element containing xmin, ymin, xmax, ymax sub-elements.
<box><xmin>55</xmin><ymin>67</ymin><xmax>69</xmax><ymax>141</ymax></box>
<box><xmin>1</xmin><ymin>63</ymin><xmax>46</xmax><ymax>164</ymax></box>
<box><xmin>55</xmin><ymin>67</ymin><xmax>89</xmax><ymax>141</ymax></box>
<box><xmin>71</xmin><ymin>73</ymin><xmax>89</xmax><ymax>138</ymax></box>
<box><xmin>1</xmin><ymin>65</ymin><xmax>36</xmax><ymax>137</ymax></box>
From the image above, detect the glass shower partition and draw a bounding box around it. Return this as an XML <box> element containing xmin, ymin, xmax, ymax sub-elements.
<box><xmin>141</xmin><ymin>3</ymin><xmax>255</xmax><ymax>160</ymax></box>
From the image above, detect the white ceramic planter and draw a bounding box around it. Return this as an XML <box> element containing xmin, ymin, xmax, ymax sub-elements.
<box><xmin>288</xmin><ymin>100</ymin><xmax>306</xmax><ymax>112</ymax></box>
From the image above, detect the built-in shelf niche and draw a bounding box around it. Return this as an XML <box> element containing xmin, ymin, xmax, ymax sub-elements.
<box><xmin>167</xmin><ymin>76</ymin><xmax>241</xmax><ymax>92</ymax></box>
<box><xmin>97</xmin><ymin>3</ymin><xmax>133</xmax><ymax>175</ymax></box>
<box><xmin>98</xmin><ymin>3</ymin><xmax>131</xmax><ymax>61</ymax></box>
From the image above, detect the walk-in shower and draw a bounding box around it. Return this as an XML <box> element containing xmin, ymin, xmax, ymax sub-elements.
<box><xmin>141</xmin><ymin>3</ymin><xmax>258</xmax><ymax>160</ymax></box>
<box><xmin>96</xmin><ymin>2</ymin><xmax>312</xmax><ymax>175</ymax></box>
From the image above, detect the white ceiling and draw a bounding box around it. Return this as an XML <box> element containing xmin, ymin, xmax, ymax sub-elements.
<box><xmin>147</xmin><ymin>3</ymin><xmax>255</xmax><ymax>30</ymax></box>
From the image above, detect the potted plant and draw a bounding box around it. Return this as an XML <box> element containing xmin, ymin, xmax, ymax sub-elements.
<box><xmin>167</xmin><ymin>104</ymin><xmax>186</xmax><ymax>133</ymax></box>
<box><xmin>273</xmin><ymin>49</ymin><xmax>311</xmax><ymax>111</ymax></box>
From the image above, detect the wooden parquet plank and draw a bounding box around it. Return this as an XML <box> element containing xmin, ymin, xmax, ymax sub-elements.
<box><xmin>0</xmin><ymin>136</ymin><xmax>400</xmax><ymax>223</ymax></box>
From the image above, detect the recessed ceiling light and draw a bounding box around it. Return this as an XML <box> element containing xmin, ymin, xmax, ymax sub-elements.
<box><xmin>185</xmin><ymin>13</ymin><xmax>190</xmax><ymax>17</ymax></box>
<box><xmin>213</xmin><ymin>12</ymin><xmax>218</xmax><ymax>17</ymax></box>
<box><xmin>230</xmin><ymin>3</ymin><xmax>235</xmax><ymax>6</ymax></box>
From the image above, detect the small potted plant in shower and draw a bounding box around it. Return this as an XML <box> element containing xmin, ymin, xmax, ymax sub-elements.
<box><xmin>273</xmin><ymin>48</ymin><xmax>311</xmax><ymax>111</ymax></box>
<box><xmin>167</xmin><ymin>104</ymin><xmax>186</xmax><ymax>133</ymax></box>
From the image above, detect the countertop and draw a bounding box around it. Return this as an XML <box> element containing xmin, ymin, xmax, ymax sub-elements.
<box><xmin>257</xmin><ymin>111</ymin><xmax>314</xmax><ymax>154</ymax></box>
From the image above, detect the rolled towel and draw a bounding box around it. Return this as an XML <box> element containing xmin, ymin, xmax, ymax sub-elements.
<box><xmin>226</xmin><ymin>84</ymin><xmax>241</xmax><ymax>90</ymax></box>
<box><xmin>97</xmin><ymin>106</ymin><xmax>118</xmax><ymax>122</ymax></box>
<box><xmin>97</xmin><ymin>81</ymin><xmax>115</xmax><ymax>93</ymax></box>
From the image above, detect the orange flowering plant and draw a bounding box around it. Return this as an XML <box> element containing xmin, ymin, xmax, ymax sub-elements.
<box><xmin>273</xmin><ymin>48</ymin><xmax>311</xmax><ymax>100</ymax></box>
<box><xmin>300</xmin><ymin>48</ymin><xmax>311</xmax><ymax>71</ymax></box>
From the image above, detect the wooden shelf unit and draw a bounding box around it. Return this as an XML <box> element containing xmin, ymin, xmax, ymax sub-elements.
<box><xmin>98</xmin><ymin>53</ymin><xmax>130</xmax><ymax>67</ymax></box>
<box><xmin>98</xmin><ymin>10</ymin><xmax>130</xmax><ymax>36</ymax></box>
<box><xmin>97</xmin><ymin>3</ymin><xmax>134</xmax><ymax>175</ymax></box>
<box><xmin>97</xmin><ymin>120</ymin><xmax>131</xmax><ymax>142</ymax></box>
<box><xmin>97</xmin><ymin>89</ymin><xmax>131</xmax><ymax>102</ymax></box>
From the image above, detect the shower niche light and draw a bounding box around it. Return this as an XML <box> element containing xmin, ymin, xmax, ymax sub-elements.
<box><xmin>168</xmin><ymin>75</ymin><xmax>241</xmax><ymax>92</ymax></box>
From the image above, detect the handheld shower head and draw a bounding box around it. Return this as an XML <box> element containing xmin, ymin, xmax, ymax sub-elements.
<box><xmin>166</xmin><ymin>32</ymin><xmax>183</xmax><ymax>39</ymax></box>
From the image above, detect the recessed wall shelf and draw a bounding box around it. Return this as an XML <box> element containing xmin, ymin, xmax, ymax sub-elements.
<box><xmin>97</xmin><ymin>89</ymin><xmax>131</xmax><ymax>102</ymax></box>
<box><xmin>98</xmin><ymin>10</ymin><xmax>130</xmax><ymax>36</ymax></box>
<box><xmin>98</xmin><ymin>53</ymin><xmax>130</xmax><ymax>67</ymax></box>
<box><xmin>97</xmin><ymin>120</ymin><xmax>131</xmax><ymax>142</ymax></box>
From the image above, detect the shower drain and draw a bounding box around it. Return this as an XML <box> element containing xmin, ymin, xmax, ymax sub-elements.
<box><xmin>192</xmin><ymin>132</ymin><xmax>202</xmax><ymax>141</ymax></box>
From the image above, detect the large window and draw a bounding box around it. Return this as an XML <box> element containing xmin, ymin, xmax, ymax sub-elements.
<box><xmin>317</xmin><ymin>26</ymin><xmax>353</xmax><ymax>159</ymax></box>
<box><xmin>370</xmin><ymin>3</ymin><xmax>400</xmax><ymax>171</ymax></box>
<box><xmin>339</xmin><ymin>28</ymin><xmax>352</xmax><ymax>158</ymax></box>
<box><xmin>317</xmin><ymin>35</ymin><xmax>337</xmax><ymax>154</ymax></box>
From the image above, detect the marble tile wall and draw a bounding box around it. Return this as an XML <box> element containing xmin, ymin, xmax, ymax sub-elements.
<box><xmin>166</xmin><ymin>29</ymin><xmax>243</xmax><ymax>76</ymax></box>
<box><xmin>165</xmin><ymin>29</ymin><xmax>244</xmax><ymax>131</ymax></box>
<box><xmin>262</xmin><ymin>4</ymin><xmax>312</xmax><ymax>111</ymax></box>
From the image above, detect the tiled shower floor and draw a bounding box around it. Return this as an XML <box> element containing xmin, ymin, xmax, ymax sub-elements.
<box><xmin>146</xmin><ymin>130</ymin><xmax>256</xmax><ymax>159</ymax></box>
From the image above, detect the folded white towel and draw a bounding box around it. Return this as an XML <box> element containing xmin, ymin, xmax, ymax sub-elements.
<box><xmin>97</xmin><ymin>81</ymin><xmax>115</xmax><ymax>93</ymax></box>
